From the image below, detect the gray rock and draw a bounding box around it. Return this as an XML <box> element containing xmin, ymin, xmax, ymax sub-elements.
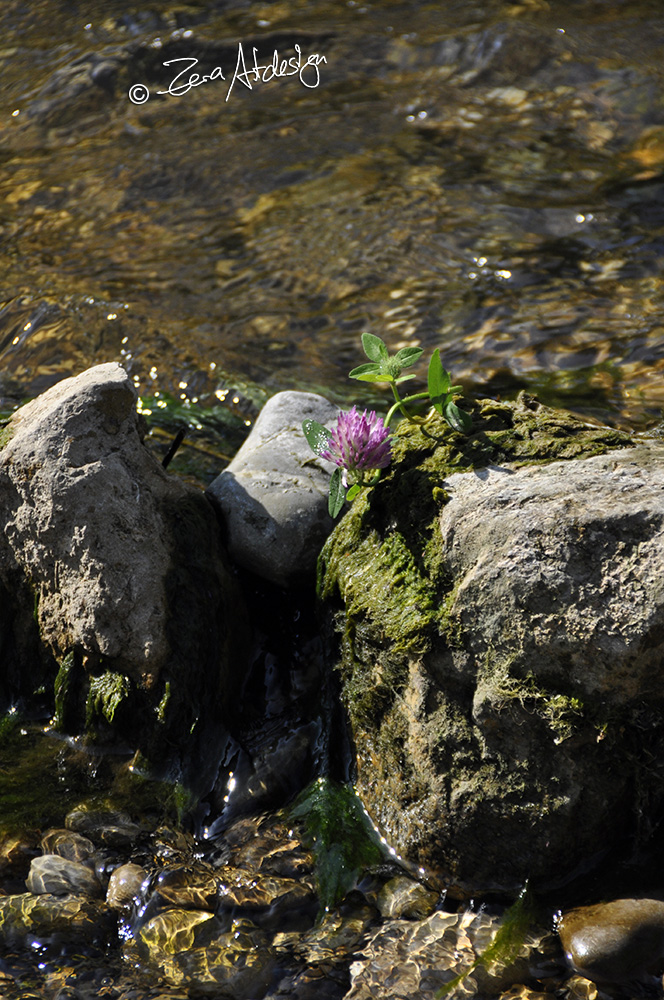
<box><xmin>0</xmin><ymin>363</ymin><xmax>247</xmax><ymax>785</ymax></box>
<box><xmin>439</xmin><ymin>444</ymin><xmax>664</xmax><ymax>705</ymax></box>
<box><xmin>26</xmin><ymin>855</ymin><xmax>104</xmax><ymax>899</ymax></box>
<box><xmin>206</xmin><ymin>390</ymin><xmax>338</xmax><ymax>587</ymax></box>
<box><xmin>558</xmin><ymin>898</ymin><xmax>664</xmax><ymax>983</ymax></box>
<box><xmin>319</xmin><ymin>398</ymin><xmax>664</xmax><ymax>890</ymax></box>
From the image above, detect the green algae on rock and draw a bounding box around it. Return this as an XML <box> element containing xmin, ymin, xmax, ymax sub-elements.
<box><xmin>319</xmin><ymin>394</ymin><xmax>631</xmax><ymax>658</ymax></box>
<box><xmin>316</xmin><ymin>395</ymin><xmax>664</xmax><ymax>892</ymax></box>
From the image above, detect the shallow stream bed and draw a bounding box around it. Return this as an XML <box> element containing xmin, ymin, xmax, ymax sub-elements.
<box><xmin>2</xmin><ymin>0</ymin><xmax>664</xmax><ymax>996</ymax></box>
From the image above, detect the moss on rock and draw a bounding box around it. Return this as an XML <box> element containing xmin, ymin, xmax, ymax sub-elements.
<box><xmin>318</xmin><ymin>394</ymin><xmax>639</xmax><ymax>892</ymax></box>
<box><xmin>319</xmin><ymin>393</ymin><xmax>631</xmax><ymax>710</ymax></box>
<box><xmin>86</xmin><ymin>670</ymin><xmax>133</xmax><ymax>730</ymax></box>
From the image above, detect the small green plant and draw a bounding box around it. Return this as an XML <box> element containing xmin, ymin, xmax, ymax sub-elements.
<box><xmin>304</xmin><ymin>332</ymin><xmax>471</xmax><ymax>516</ymax></box>
<box><xmin>350</xmin><ymin>332</ymin><xmax>471</xmax><ymax>434</ymax></box>
<box><xmin>290</xmin><ymin>776</ymin><xmax>384</xmax><ymax>917</ymax></box>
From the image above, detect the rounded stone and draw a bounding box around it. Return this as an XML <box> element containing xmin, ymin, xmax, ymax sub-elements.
<box><xmin>376</xmin><ymin>876</ymin><xmax>439</xmax><ymax>920</ymax></box>
<box><xmin>206</xmin><ymin>390</ymin><xmax>338</xmax><ymax>586</ymax></box>
<box><xmin>106</xmin><ymin>863</ymin><xmax>147</xmax><ymax>910</ymax></box>
<box><xmin>137</xmin><ymin>911</ymin><xmax>275</xmax><ymax>995</ymax></box>
<box><xmin>65</xmin><ymin>806</ymin><xmax>143</xmax><ymax>849</ymax></box>
<box><xmin>26</xmin><ymin>855</ymin><xmax>104</xmax><ymax>899</ymax></box>
<box><xmin>40</xmin><ymin>829</ymin><xmax>96</xmax><ymax>864</ymax></box>
<box><xmin>558</xmin><ymin>898</ymin><xmax>664</xmax><ymax>983</ymax></box>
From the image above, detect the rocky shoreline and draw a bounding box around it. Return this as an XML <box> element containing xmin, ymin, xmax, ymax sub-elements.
<box><xmin>2</xmin><ymin>364</ymin><xmax>664</xmax><ymax>997</ymax></box>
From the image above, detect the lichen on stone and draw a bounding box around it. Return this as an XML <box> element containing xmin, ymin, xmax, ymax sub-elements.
<box><xmin>476</xmin><ymin>652</ymin><xmax>589</xmax><ymax>745</ymax></box>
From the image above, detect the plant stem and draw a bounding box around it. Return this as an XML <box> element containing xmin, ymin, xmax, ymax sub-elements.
<box><xmin>385</xmin><ymin>390</ymin><xmax>431</xmax><ymax>427</ymax></box>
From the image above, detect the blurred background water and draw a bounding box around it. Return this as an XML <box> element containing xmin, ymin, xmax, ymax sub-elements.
<box><xmin>2</xmin><ymin>0</ymin><xmax>664</xmax><ymax>469</ymax></box>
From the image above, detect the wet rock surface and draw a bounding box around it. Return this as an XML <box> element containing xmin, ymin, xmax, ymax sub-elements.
<box><xmin>0</xmin><ymin>892</ymin><xmax>115</xmax><ymax>952</ymax></box>
<box><xmin>207</xmin><ymin>390</ymin><xmax>338</xmax><ymax>587</ymax></box>
<box><xmin>558</xmin><ymin>898</ymin><xmax>664</xmax><ymax>985</ymax></box>
<box><xmin>375</xmin><ymin>876</ymin><xmax>439</xmax><ymax>920</ymax></box>
<box><xmin>346</xmin><ymin>909</ymin><xmax>534</xmax><ymax>1000</ymax></box>
<box><xmin>0</xmin><ymin>770</ymin><xmax>656</xmax><ymax>1000</ymax></box>
<box><xmin>106</xmin><ymin>862</ymin><xmax>147</xmax><ymax>911</ymax></box>
<box><xmin>136</xmin><ymin>911</ymin><xmax>277</xmax><ymax>997</ymax></box>
<box><xmin>65</xmin><ymin>805</ymin><xmax>144</xmax><ymax>849</ymax></box>
<box><xmin>40</xmin><ymin>828</ymin><xmax>96</xmax><ymax>864</ymax></box>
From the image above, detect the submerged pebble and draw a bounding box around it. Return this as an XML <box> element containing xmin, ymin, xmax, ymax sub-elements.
<box><xmin>41</xmin><ymin>828</ymin><xmax>96</xmax><ymax>864</ymax></box>
<box><xmin>106</xmin><ymin>862</ymin><xmax>147</xmax><ymax>911</ymax></box>
<box><xmin>0</xmin><ymin>892</ymin><xmax>114</xmax><ymax>951</ymax></box>
<box><xmin>375</xmin><ymin>875</ymin><xmax>440</xmax><ymax>920</ymax></box>
<box><xmin>134</xmin><ymin>911</ymin><xmax>276</xmax><ymax>996</ymax></box>
<box><xmin>26</xmin><ymin>854</ymin><xmax>104</xmax><ymax>899</ymax></box>
<box><xmin>65</xmin><ymin>805</ymin><xmax>144</xmax><ymax>849</ymax></box>
<box><xmin>346</xmin><ymin>908</ymin><xmax>541</xmax><ymax>1000</ymax></box>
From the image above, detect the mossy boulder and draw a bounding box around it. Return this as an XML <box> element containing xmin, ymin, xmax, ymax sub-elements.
<box><xmin>0</xmin><ymin>364</ymin><xmax>248</xmax><ymax>795</ymax></box>
<box><xmin>318</xmin><ymin>394</ymin><xmax>664</xmax><ymax>892</ymax></box>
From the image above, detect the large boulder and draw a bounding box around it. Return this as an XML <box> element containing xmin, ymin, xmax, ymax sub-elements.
<box><xmin>317</xmin><ymin>394</ymin><xmax>664</xmax><ymax>892</ymax></box>
<box><xmin>0</xmin><ymin>364</ymin><xmax>247</xmax><ymax>790</ymax></box>
<box><xmin>206</xmin><ymin>390</ymin><xmax>337</xmax><ymax>587</ymax></box>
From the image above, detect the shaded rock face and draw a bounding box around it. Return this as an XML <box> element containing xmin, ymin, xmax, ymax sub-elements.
<box><xmin>206</xmin><ymin>390</ymin><xmax>337</xmax><ymax>587</ymax></box>
<box><xmin>318</xmin><ymin>396</ymin><xmax>664</xmax><ymax>891</ymax></box>
<box><xmin>0</xmin><ymin>364</ymin><xmax>246</xmax><ymax>784</ymax></box>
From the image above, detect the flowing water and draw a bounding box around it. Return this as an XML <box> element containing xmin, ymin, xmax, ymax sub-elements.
<box><xmin>3</xmin><ymin>0</ymin><xmax>664</xmax><ymax>452</ymax></box>
<box><xmin>2</xmin><ymin>0</ymin><xmax>664</xmax><ymax>996</ymax></box>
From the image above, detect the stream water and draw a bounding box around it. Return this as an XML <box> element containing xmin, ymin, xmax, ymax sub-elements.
<box><xmin>2</xmin><ymin>0</ymin><xmax>664</xmax><ymax>997</ymax></box>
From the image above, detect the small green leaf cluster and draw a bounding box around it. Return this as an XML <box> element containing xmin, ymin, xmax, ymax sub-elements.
<box><xmin>350</xmin><ymin>331</ymin><xmax>471</xmax><ymax>433</ymax></box>
<box><xmin>349</xmin><ymin>332</ymin><xmax>423</xmax><ymax>385</ymax></box>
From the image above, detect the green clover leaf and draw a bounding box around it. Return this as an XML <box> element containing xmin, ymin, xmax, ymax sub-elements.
<box><xmin>443</xmin><ymin>400</ymin><xmax>472</xmax><ymax>434</ymax></box>
<box><xmin>302</xmin><ymin>419</ymin><xmax>332</xmax><ymax>457</ymax></box>
<box><xmin>361</xmin><ymin>332</ymin><xmax>390</xmax><ymax>363</ymax></box>
<box><xmin>393</xmin><ymin>346</ymin><xmax>424</xmax><ymax>368</ymax></box>
<box><xmin>328</xmin><ymin>467</ymin><xmax>346</xmax><ymax>518</ymax></box>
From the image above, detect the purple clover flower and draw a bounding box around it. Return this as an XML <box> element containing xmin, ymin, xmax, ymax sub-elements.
<box><xmin>321</xmin><ymin>406</ymin><xmax>392</xmax><ymax>486</ymax></box>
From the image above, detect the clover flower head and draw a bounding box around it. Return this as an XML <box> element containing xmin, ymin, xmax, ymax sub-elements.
<box><xmin>321</xmin><ymin>406</ymin><xmax>392</xmax><ymax>485</ymax></box>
